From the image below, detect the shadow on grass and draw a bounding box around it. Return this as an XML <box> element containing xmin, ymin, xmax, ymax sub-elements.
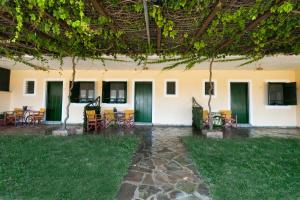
<box><xmin>183</xmin><ymin>136</ymin><xmax>300</xmax><ymax>200</ymax></box>
<box><xmin>0</xmin><ymin>135</ymin><xmax>139</xmax><ymax>199</ymax></box>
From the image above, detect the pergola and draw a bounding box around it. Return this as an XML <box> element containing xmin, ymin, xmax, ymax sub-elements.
<box><xmin>0</xmin><ymin>0</ymin><xmax>299</xmax><ymax>65</ymax></box>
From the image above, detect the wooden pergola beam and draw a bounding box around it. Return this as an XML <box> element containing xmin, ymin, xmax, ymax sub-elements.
<box><xmin>89</xmin><ymin>0</ymin><xmax>131</xmax><ymax>50</ymax></box>
<box><xmin>0</xmin><ymin>14</ymin><xmax>55</xmax><ymax>41</ymax></box>
<box><xmin>143</xmin><ymin>0</ymin><xmax>151</xmax><ymax>46</ymax></box>
<box><xmin>156</xmin><ymin>26</ymin><xmax>161</xmax><ymax>54</ymax></box>
<box><xmin>218</xmin><ymin>0</ymin><xmax>285</xmax><ymax>50</ymax></box>
<box><xmin>186</xmin><ymin>0</ymin><xmax>223</xmax><ymax>52</ymax></box>
<box><xmin>89</xmin><ymin>0</ymin><xmax>117</xmax><ymax>31</ymax></box>
<box><xmin>44</xmin><ymin>11</ymin><xmax>69</xmax><ymax>30</ymax></box>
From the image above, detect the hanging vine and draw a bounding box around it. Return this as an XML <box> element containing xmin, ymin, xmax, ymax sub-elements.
<box><xmin>0</xmin><ymin>0</ymin><xmax>298</xmax><ymax>69</ymax></box>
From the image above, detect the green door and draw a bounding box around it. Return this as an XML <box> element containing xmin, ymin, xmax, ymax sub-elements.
<box><xmin>135</xmin><ymin>82</ymin><xmax>152</xmax><ymax>123</ymax></box>
<box><xmin>230</xmin><ymin>82</ymin><xmax>249</xmax><ymax>124</ymax></box>
<box><xmin>46</xmin><ymin>82</ymin><xmax>63</xmax><ymax>121</ymax></box>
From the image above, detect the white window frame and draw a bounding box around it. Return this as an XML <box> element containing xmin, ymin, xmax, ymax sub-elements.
<box><xmin>164</xmin><ymin>79</ymin><xmax>178</xmax><ymax>97</ymax></box>
<box><xmin>264</xmin><ymin>79</ymin><xmax>293</xmax><ymax>109</ymax></box>
<box><xmin>23</xmin><ymin>79</ymin><xmax>37</xmax><ymax>96</ymax></box>
<box><xmin>203</xmin><ymin>80</ymin><xmax>217</xmax><ymax>98</ymax></box>
<box><xmin>70</xmin><ymin>79</ymin><xmax>97</xmax><ymax>105</ymax></box>
<box><xmin>101</xmin><ymin>79</ymin><xmax>129</xmax><ymax>107</ymax></box>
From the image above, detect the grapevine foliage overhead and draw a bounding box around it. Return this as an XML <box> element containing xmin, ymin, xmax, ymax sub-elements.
<box><xmin>0</xmin><ymin>0</ymin><xmax>299</xmax><ymax>69</ymax></box>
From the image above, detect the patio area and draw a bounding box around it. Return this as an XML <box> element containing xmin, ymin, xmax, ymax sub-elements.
<box><xmin>1</xmin><ymin>124</ymin><xmax>300</xmax><ymax>138</ymax></box>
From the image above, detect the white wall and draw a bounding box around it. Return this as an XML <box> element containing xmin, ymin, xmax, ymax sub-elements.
<box><xmin>0</xmin><ymin>91</ymin><xmax>11</xmax><ymax>112</ymax></box>
<box><xmin>9</xmin><ymin>69</ymin><xmax>298</xmax><ymax>126</ymax></box>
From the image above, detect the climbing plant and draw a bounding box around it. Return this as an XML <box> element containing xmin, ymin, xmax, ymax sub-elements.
<box><xmin>0</xmin><ymin>0</ymin><xmax>298</xmax><ymax>66</ymax></box>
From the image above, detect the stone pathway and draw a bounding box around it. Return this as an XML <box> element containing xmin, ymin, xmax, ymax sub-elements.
<box><xmin>117</xmin><ymin>127</ymin><xmax>211</xmax><ymax>200</ymax></box>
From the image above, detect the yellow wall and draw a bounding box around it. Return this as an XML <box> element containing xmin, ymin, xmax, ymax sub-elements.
<box><xmin>9</xmin><ymin>69</ymin><xmax>297</xmax><ymax>126</ymax></box>
<box><xmin>0</xmin><ymin>91</ymin><xmax>11</xmax><ymax>112</ymax></box>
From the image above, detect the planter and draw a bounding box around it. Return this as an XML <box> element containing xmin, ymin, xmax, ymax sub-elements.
<box><xmin>52</xmin><ymin>127</ymin><xmax>83</xmax><ymax>136</ymax></box>
<box><xmin>203</xmin><ymin>130</ymin><xmax>223</xmax><ymax>138</ymax></box>
<box><xmin>52</xmin><ymin>129</ymin><xmax>68</xmax><ymax>136</ymax></box>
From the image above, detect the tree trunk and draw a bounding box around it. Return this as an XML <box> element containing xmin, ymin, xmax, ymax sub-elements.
<box><xmin>208</xmin><ymin>57</ymin><xmax>215</xmax><ymax>130</ymax></box>
<box><xmin>63</xmin><ymin>56</ymin><xmax>76</xmax><ymax>130</ymax></box>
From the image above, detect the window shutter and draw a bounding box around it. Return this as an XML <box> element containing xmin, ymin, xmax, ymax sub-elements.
<box><xmin>102</xmin><ymin>81</ymin><xmax>111</xmax><ymax>103</ymax></box>
<box><xmin>124</xmin><ymin>82</ymin><xmax>127</xmax><ymax>103</ymax></box>
<box><xmin>70</xmin><ymin>82</ymin><xmax>80</xmax><ymax>103</ymax></box>
<box><xmin>26</xmin><ymin>81</ymin><xmax>35</xmax><ymax>94</ymax></box>
<box><xmin>166</xmin><ymin>82</ymin><xmax>176</xmax><ymax>95</ymax></box>
<box><xmin>0</xmin><ymin>67</ymin><xmax>10</xmax><ymax>91</ymax></box>
<box><xmin>283</xmin><ymin>82</ymin><xmax>297</xmax><ymax>105</ymax></box>
<box><xmin>268</xmin><ymin>83</ymin><xmax>284</xmax><ymax>105</ymax></box>
<box><xmin>205</xmin><ymin>82</ymin><xmax>214</xmax><ymax>95</ymax></box>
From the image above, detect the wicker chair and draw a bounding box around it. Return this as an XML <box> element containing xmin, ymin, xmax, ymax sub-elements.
<box><xmin>14</xmin><ymin>108</ymin><xmax>24</xmax><ymax>125</ymax></box>
<box><xmin>86</xmin><ymin>110</ymin><xmax>102</xmax><ymax>132</ymax></box>
<box><xmin>203</xmin><ymin>110</ymin><xmax>209</xmax><ymax>127</ymax></box>
<box><xmin>26</xmin><ymin>108</ymin><xmax>45</xmax><ymax>125</ymax></box>
<box><xmin>4</xmin><ymin>111</ymin><xmax>16</xmax><ymax>125</ymax></box>
<box><xmin>103</xmin><ymin>109</ymin><xmax>115</xmax><ymax>128</ymax></box>
<box><xmin>124</xmin><ymin>109</ymin><xmax>134</xmax><ymax>128</ymax></box>
<box><xmin>219</xmin><ymin>110</ymin><xmax>237</xmax><ymax>127</ymax></box>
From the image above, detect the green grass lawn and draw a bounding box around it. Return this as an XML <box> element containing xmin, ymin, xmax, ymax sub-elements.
<box><xmin>0</xmin><ymin>135</ymin><xmax>139</xmax><ymax>199</ymax></box>
<box><xmin>183</xmin><ymin>137</ymin><xmax>300</xmax><ymax>200</ymax></box>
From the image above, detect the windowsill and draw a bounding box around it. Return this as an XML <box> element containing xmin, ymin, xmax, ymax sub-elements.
<box><xmin>101</xmin><ymin>103</ymin><xmax>130</xmax><ymax>107</ymax></box>
<box><xmin>23</xmin><ymin>93</ymin><xmax>36</xmax><ymax>96</ymax></box>
<box><xmin>203</xmin><ymin>95</ymin><xmax>216</xmax><ymax>98</ymax></box>
<box><xmin>265</xmin><ymin>105</ymin><xmax>293</xmax><ymax>109</ymax></box>
<box><xmin>164</xmin><ymin>94</ymin><xmax>178</xmax><ymax>97</ymax></box>
<box><xmin>71</xmin><ymin>102</ymin><xmax>89</xmax><ymax>105</ymax></box>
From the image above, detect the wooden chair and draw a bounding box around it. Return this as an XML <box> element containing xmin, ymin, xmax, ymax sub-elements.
<box><xmin>103</xmin><ymin>109</ymin><xmax>115</xmax><ymax>128</ymax></box>
<box><xmin>86</xmin><ymin>110</ymin><xmax>99</xmax><ymax>132</ymax></box>
<box><xmin>26</xmin><ymin>108</ymin><xmax>46</xmax><ymax>125</ymax></box>
<box><xmin>14</xmin><ymin>108</ymin><xmax>24</xmax><ymax>125</ymax></box>
<box><xmin>219</xmin><ymin>110</ymin><xmax>237</xmax><ymax>127</ymax></box>
<box><xmin>34</xmin><ymin>108</ymin><xmax>46</xmax><ymax>124</ymax></box>
<box><xmin>124</xmin><ymin>109</ymin><xmax>134</xmax><ymax>128</ymax></box>
<box><xmin>203</xmin><ymin>110</ymin><xmax>209</xmax><ymax>127</ymax></box>
<box><xmin>4</xmin><ymin>111</ymin><xmax>16</xmax><ymax>125</ymax></box>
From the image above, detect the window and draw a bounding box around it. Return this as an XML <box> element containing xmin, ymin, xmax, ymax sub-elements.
<box><xmin>268</xmin><ymin>82</ymin><xmax>297</xmax><ymax>105</ymax></box>
<box><xmin>70</xmin><ymin>81</ymin><xmax>95</xmax><ymax>103</ymax></box>
<box><xmin>204</xmin><ymin>81</ymin><xmax>215</xmax><ymax>96</ymax></box>
<box><xmin>24</xmin><ymin>80</ymin><xmax>35</xmax><ymax>95</ymax></box>
<box><xmin>0</xmin><ymin>67</ymin><xmax>10</xmax><ymax>91</ymax></box>
<box><xmin>102</xmin><ymin>81</ymin><xmax>127</xmax><ymax>103</ymax></box>
<box><xmin>165</xmin><ymin>81</ymin><xmax>177</xmax><ymax>96</ymax></box>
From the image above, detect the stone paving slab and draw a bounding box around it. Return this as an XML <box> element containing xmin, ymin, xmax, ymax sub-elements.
<box><xmin>117</xmin><ymin>127</ymin><xmax>212</xmax><ymax>200</ymax></box>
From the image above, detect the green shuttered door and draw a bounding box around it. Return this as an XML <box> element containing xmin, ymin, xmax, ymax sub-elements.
<box><xmin>134</xmin><ymin>82</ymin><xmax>152</xmax><ymax>123</ymax></box>
<box><xmin>230</xmin><ymin>82</ymin><xmax>249</xmax><ymax>124</ymax></box>
<box><xmin>46</xmin><ymin>82</ymin><xmax>63</xmax><ymax>121</ymax></box>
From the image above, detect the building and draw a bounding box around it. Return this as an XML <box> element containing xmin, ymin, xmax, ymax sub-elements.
<box><xmin>1</xmin><ymin>55</ymin><xmax>300</xmax><ymax>127</ymax></box>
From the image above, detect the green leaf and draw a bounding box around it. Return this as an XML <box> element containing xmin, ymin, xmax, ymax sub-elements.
<box><xmin>193</xmin><ymin>41</ymin><xmax>206</xmax><ymax>51</ymax></box>
<box><xmin>133</xmin><ymin>3</ymin><xmax>143</xmax><ymax>13</ymax></box>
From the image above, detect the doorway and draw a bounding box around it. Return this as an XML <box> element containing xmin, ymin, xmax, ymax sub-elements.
<box><xmin>46</xmin><ymin>81</ymin><xmax>63</xmax><ymax>121</ymax></box>
<box><xmin>134</xmin><ymin>82</ymin><xmax>152</xmax><ymax>123</ymax></box>
<box><xmin>230</xmin><ymin>82</ymin><xmax>249</xmax><ymax>124</ymax></box>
